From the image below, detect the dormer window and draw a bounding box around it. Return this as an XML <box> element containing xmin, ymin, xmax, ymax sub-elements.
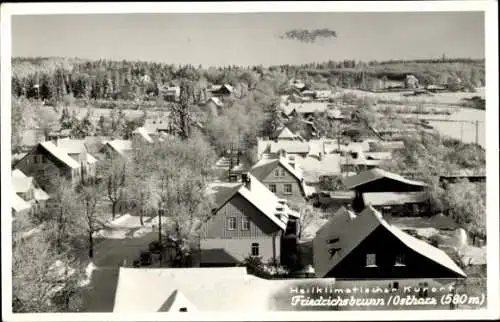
<box><xmin>395</xmin><ymin>254</ymin><xmax>406</xmax><ymax>267</ymax></box>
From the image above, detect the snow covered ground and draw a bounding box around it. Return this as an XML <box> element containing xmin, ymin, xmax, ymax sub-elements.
<box><xmin>94</xmin><ymin>214</ymin><xmax>159</xmax><ymax>239</ymax></box>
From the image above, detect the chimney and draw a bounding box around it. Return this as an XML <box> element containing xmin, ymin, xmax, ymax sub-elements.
<box><xmin>241</xmin><ymin>173</ymin><xmax>251</xmax><ymax>190</ymax></box>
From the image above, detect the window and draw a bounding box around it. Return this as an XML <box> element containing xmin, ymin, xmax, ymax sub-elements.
<box><xmin>241</xmin><ymin>217</ymin><xmax>250</xmax><ymax>231</ymax></box>
<box><xmin>274</xmin><ymin>169</ymin><xmax>280</xmax><ymax>177</ymax></box>
<box><xmin>251</xmin><ymin>243</ymin><xmax>260</xmax><ymax>256</ymax></box>
<box><xmin>392</xmin><ymin>282</ymin><xmax>400</xmax><ymax>290</ymax></box>
<box><xmin>284</xmin><ymin>184</ymin><xmax>292</xmax><ymax>194</ymax></box>
<box><xmin>395</xmin><ymin>254</ymin><xmax>406</xmax><ymax>267</ymax></box>
<box><xmin>42</xmin><ymin>155</ymin><xmax>47</xmax><ymax>163</ymax></box>
<box><xmin>281</xmin><ymin>169</ymin><xmax>286</xmax><ymax>177</ymax></box>
<box><xmin>179</xmin><ymin>307</ymin><xmax>188</xmax><ymax>312</ymax></box>
<box><xmin>227</xmin><ymin>217</ymin><xmax>237</xmax><ymax>230</ymax></box>
<box><xmin>269</xmin><ymin>184</ymin><xmax>277</xmax><ymax>193</ymax></box>
<box><xmin>366</xmin><ymin>253</ymin><xmax>377</xmax><ymax>267</ymax></box>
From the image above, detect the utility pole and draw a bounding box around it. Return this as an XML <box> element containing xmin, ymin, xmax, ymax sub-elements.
<box><xmin>159</xmin><ymin>178</ymin><xmax>165</xmax><ymax>266</ymax></box>
<box><xmin>460</xmin><ymin>122</ymin><xmax>463</xmax><ymax>142</ymax></box>
<box><xmin>475</xmin><ymin>120</ymin><xmax>479</xmax><ymax>146</ymax></box>
<box><xmin>158</xmin><ymin>204</ymin><xmax>163</xmax><ymax>266</ymax></box>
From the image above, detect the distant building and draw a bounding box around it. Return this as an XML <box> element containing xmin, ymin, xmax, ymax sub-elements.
<box><xmin>131</xmin><ymin>127</ymin><xmax>154</xmax><ymax>144</ymax></box>
<box><xmin>47</xmin><ymin>128</ymin><xmax>72</xmax><ymax>141</ymax></box>
<box><xmin>203</xmin><ymin>97</ymin><xmax>224</xmax><ymax>116</ymax></box>
<box><xmin>200</xmin><ymin>173</ymin><xmax>299</xmax><ymax>267</ymax></box>
<box><xmin>12</xmin><ymin>169</ymin><xmax>50</xmax><ymax>214</ymax></box>
<box><xmin>249</xmin><ymin>155</ymin><xmax>309</xmax><ymax>204</ymax></box>
<box><xmin>207</xmin><ymin>84</ymin><xmax>233</xmax><ymax>97</ymax></box>
<box><xmin>12</xmin><ymin>191</ymin><xmax>32</xmax><ymax>217</ymax></box>
<box><xmin>313</xmin><ymin>206</ymin><xmax>466</xmax><ymax>279</ymax></box>
<box><xmin>404</xmin><ymin>74</ymin><xmax>420</xmax><ymax>89</ymax></box>
<box><xmin>161</xmin><ymin>85</ymin><xmax>180</xmax><ymax>102</ymax></box>
<box><xmin>276</xmin><ymin>127</ymin><xmax>303</xmax><ymax>141</ymax></box>
<box><xmin>102</xmin><ymin>140</ymin><xmax>133</xmax><ymax>159</ymax></box>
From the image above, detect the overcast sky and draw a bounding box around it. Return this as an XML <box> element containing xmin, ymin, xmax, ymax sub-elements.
<box><xmin>12</xmin><ymin>12</ymin><xmax>484</xmax><ymax>66</ymax></box>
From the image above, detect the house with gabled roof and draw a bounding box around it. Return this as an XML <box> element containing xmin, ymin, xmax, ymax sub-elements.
<box><xmin>276</xmin><ymin>126</ymin><xmax>303</xmax><ymax>141</ymax></box>
<box><xmin>12</xmin><ymin>191</ymin><xmax>32</xmax><ymax>217</ymax></box>
<box><xmin>202</xmin><ymin>96</ymin><xmax>224</xmax><ymax>116</ymax></box>
<box><xmin>13</xmin><ymin>141</ymin><xmax>82</xmax><ymax>191</ymax></box>
<box><xmin>207</xmin><ymin>84</ymin><xmax>233</xmax><ymax>97</ymax></box>
<box><xmin>249</xmin><ymin>154</ymin><xmax>312</xmax><ymax>204</ymax></box>
<box><xmin>201</xmin><ymin>173</ymin><xmax>299</xmax><ymax>267</ymax></box>
<box><xmin>313</xmin><ymin>206</ymin><xmax>466</xmax><ymax>279</ymax></box>
<box><xmin>342</xmin><ymin>168</ymin><xmax>429</xmax><ymax>213</ymax></box>
<box><xmin>12</xmin><ymin>169</ymin><xmax>50</xmax><ymax>214</ymax></box>
<box><xmin>55</xmin><ymin>138</ymin><xmax>98</xmax><ymax>182</ymax></box>
<box><xmin>131</xmin><ymin>127</ymin><xmax>154</xmax><ymax>144</ymax></box>
<box><xmin>102</xmin><ymin>140</ymin><xmax>133</xmax><ymax>159</ymax></box>
<box><xmin>157</xmin><ymin>289</ymin><xmax>198</xmax><ymax>312</ymax></box>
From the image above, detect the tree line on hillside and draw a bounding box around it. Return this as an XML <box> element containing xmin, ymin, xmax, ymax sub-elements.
<box><xmin>11</xmin><ymin>57</ymin><xmax>485</xmax><ymax>103</ymax></box>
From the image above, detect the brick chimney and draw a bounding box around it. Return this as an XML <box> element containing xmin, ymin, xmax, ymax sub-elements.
<box><xmin>241</xmin><ymin>173</ymin><xmax>251</xmax><ymax>190</ymax></box>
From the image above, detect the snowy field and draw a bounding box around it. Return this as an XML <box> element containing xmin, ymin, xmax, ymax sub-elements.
<box><xmin>339</xmin><ymin>87</ymin><xmax>485</xmax><ymax>105</ymax></box>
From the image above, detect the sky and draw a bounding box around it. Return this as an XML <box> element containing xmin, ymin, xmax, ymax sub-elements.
<box><xmin>11</xmin><ymin>11</ymin><xmax>485</xmax><ymax>67</ymax></box>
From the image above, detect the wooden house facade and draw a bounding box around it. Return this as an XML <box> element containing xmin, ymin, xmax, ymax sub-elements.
<box><xmin>200</xmin><ymin>174</ymin><xmax>299</xmax><ymax>267</ymax></box>
<box><xmin>313</xmin><ymin>206</ymin><xmax>466</xmax><ymax>279</ymax></box>
<box><xmin>14</xmin><ymin>141</ymin><xmax>81</xmax><ymax>192</ymax></box>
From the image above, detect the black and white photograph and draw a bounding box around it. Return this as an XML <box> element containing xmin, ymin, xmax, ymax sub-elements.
<box><xmin>1</xmin><ymin>1</ymin><xmax>499</xmax><ymax>321</ymax></box>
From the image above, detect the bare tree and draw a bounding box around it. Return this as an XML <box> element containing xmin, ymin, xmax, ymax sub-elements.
<box><xmin>46</xmin><ymin>177</ymin><xmax>82</xmax><ymax>254</ymax></box>
<box><xmin>12</xmin><ymin>231</ymin><xmax>84</xmax><ymax>313</ymax></box>
<box><xmin>103</xmin><ymin>156</ymin><xmax>127</xmax><ymax>220</ymax></box>
<box><xmin>296</xmin><ymin>203</ymin><xmax>317</xmax><ymax>241</ymax></box>
<box><xmin>77</xmin><ymin>183</ymin><xmax>102</xmax><ymax>258</ymax></box>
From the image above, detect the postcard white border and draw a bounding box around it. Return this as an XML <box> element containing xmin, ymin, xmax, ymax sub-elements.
<box><xmin>1</xmin><ymin>1</ymin><xmax>499</xmax><ymax>321</ymax></box>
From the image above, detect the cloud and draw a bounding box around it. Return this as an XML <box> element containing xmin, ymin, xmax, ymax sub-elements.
<box><xmin>279</xmin><ymin>28</ymin><xmax>337</xmax><ymax>43</ymax></box>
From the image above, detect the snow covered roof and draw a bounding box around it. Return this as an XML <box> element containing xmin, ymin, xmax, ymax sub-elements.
<box><xmin>208</xmin><ymin>84</ymin><xmax>234</xmax><ymax>93</ymax></box>
<box><xmin>106</xmin><ymin>140</ymin><xmax>133</xmax><ymax>157</ymax></box>
<box><xmin>12</xmin><ymin>169</ymin><xmax>33</xmax><ymax>193</ymax></box>
<box><xmin>297</xmin><ymin>153</ymin><xmax>342</xmax><ymax>184</ymax></box>
<box><xmin>277</xmin><ymin>127</ymin><xmax>298</xmax><ymax>140</ymax></box>
<box><xmin>114</xmin><ymin>267</ymin><xmax>337</xmax><ymax>312</ymax></box>
<box><xmin>12</xmin><ymin>192</ymin><xmax>31</xmax><ymax>213</ymax></box>
<box><xmin>158</xmin><ymin>289</ymin><xmax>198</xmax><ymax>312</ymax></box>
<box><xmin>363</xmin><ymin>191</ymin><xmax>429</xmax><ymax>206</ymax></box>
<box><xmin>132</xmin><ymin>127</ymin><xmax>154</xmax><ymax>143</ymax></box>
<box><xmin>39</xmin><ymin>141</ymin><xmax>80</xmax><ymax>169</ymax></box>
<box><xmin>55</xmin><ymin>138</ymin><xmax>86</xmax><ymax>155</ymax></box>
<box><xmin>342</xmin><ymin>168</ymin><xmax>428</xmax><ymax>190</ymax></box>
<box><xmin>281</xmin><ymin>102</ymin><xmax>330</xmax><ymax>115</ymax></box>
<box><xmin>34</xmin><ymin>188</ymin><xmax>50</xmax><ymax>201</ymax></box>
<box><xmin>313</xmin><ymin>206</ymin><xmax>466</xmax><ymax>278</ymax></box>
<box><xmin>211</xmin><ymin>173</ymin><xmax>299</xmax><ymax>231</ymax></box>
<box><xmin>364</xmin><ymin>152</ymin><xmax>392</xmax><ymax>160</ymax></box>
<box><xmin>270</xmin><ymin>141</ymin><xmax>310</xmax><ymax>154</ymax></box>
<box><xmin>250</xmin><ymin>157</ymin><xmax>303</xmax><ymax>183</ymax></box>
<box><xmin>206</xmin><ymin>97</ymin><xmax>223</xmax><ymax>107</ymax></box>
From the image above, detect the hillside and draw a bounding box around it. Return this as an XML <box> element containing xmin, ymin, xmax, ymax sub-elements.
<box><xmin>11</xmin><ymin>57</ymin><xmax>485</xmax><ymax>103</ymax></box>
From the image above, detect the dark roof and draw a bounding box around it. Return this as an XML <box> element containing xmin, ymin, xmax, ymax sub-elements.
<box><xmin>314</xmin><ymin>206</ymin><xmax>466</xmax><ymax>278</ymax></box>
<box><xmin>342</xmin><ymin>168</ymin><xmax>427</xmax><ymax>190</ymax></box>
